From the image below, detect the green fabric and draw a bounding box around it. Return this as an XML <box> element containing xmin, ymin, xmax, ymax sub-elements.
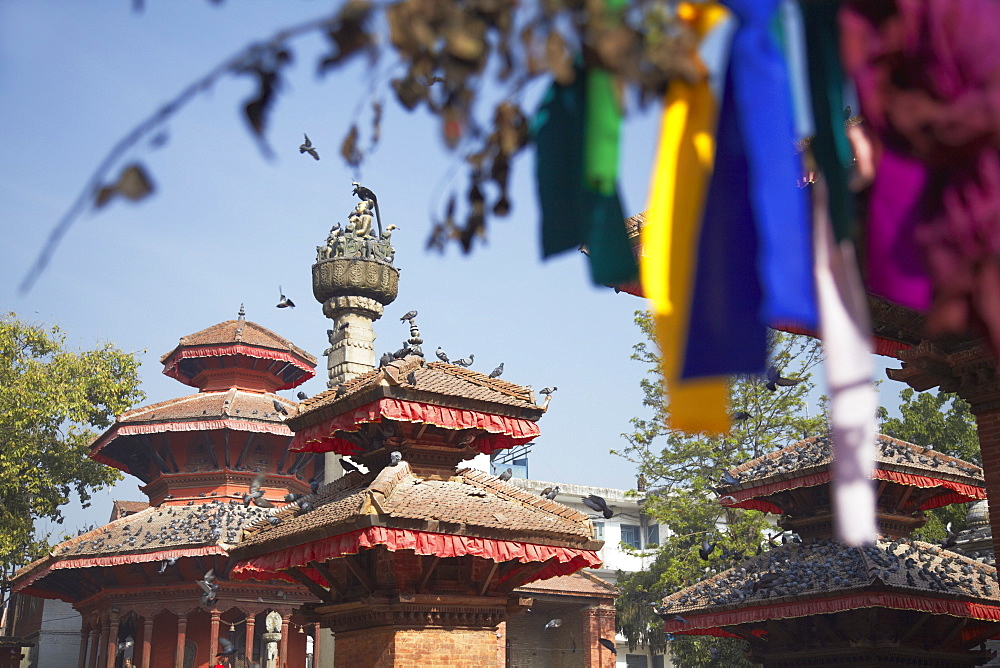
<box><xmin>533</xmin><ymin>69</ymin><xmax>638</xmax><ymax>285</ymax></box>
<box><xmin>584</xmin><ymin>68</ymin><xmax>622</xmax><ymax>196</ymax></box>
<box><xmin>800</xmin><ymin>0</ymin><xmax>855</xmax><ymax>241</ymax></box>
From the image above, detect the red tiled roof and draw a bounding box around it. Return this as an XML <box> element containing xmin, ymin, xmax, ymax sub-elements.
<box><xmin>516</xmin><ymin>570</ymin><xmax>619</xmax><ymax>598</ymax></box>
<box><xmin>160</xmin><ymin>319</ymin><xmax>315</xmax><ymax>365</ymax></box>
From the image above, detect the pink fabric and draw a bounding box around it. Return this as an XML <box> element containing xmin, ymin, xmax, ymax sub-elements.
<box><xmin>162</xmin><ymin>344</ymin><xmax>315</xmax><ymax>390</ymax></box>
<box><xmin>664</xmin><ymin>591</ymin><xmax>1000</xmax><ymax>635</ymax></box>
<box><xmin>231</xmin><ymin>526</ymin><xmax>601</xmax><ymax>587</ymax></box>
<box><xmin>289</xmin><ymin>398</ymin><xmax>540</xmax><ymax>455</ymax></box>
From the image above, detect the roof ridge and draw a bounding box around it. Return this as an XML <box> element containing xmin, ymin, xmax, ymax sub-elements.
<box><xmin>458</xmin><ymin>468</ymin><xmax>590</xmax><ymax>523</ymax></box>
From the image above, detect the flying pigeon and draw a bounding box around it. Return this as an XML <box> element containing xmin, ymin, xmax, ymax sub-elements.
<box><xmin>299</xmin><ymin>134</ymin><xmax>320</xmax><ymax>160</ymax></box>
<box><xmin>699</xmin><ymin>538</ymin><xmax>716</xmax><ymax>561</ymax></box>
<box><xmin>243</xmin><ymin>472</ymin><xmax>274</xmax><ymax>508</ymax></box>
<box><xmin>197</xmin><ymin>569</ymin><xmax>219</xmax><ymax>607</ymax></box>
<box><xmin>217</xmin><ymin>637</ymin><xmax>238</xmax><ymax>658</ymax></box>
<box><xmin>498</xmin><ymin>468</ymin><xmax>513</xmax><ymax>482</ymax></box>
<box><xmin>272</xmin><ymin>399</ymin><xmax>289</xmax><ymax>416</ymax></box>
<box><xmin>389</xmin><ymin>451</ymin><xmax>402</xmax><ymax>466</ymax></box>
<box><xmin>598</xmin><ymin>638</ymin><xmax>616</xmax><ymax>654</ymax></box>
<box><xmin>158</xmin><ymin>557</ymin><xmax>178</xmax><ymax>574</ymax></box>
<box><xmin>544</xmin><ymin>618</ymin><xmax>562</xmax><ymax>630</ymax></box>
<box><xmin>340</xmin><ymin>458</ymin><xmax>360</xmax><ymax>474</ymax></box>
<box><xmin>452</xmin><ymin>354</ymin><xmax>474</xmax><ymax>367</ymax></box>
<box><xmin>435</xmin><ymin>347</ymin><xmax>449</xmax><ymax>363</ymax></box>
<box><xmin>581</xmin><ymin>494</ymin><xmax>613</xmax><ymax>519</ymax></box>
<box><xmin>943</xmin><ymin>522</ymin><xmax>958</xmax><ymax>549</ymax></box>
<box><xmin>117</xmin><ymin>639</ymin><xmax>134</xmax><ymax>655</ymax></box>
<box><xmin>276</xmin><ymin>286</ymin><xmax>295</xmax><ymax>309</ymax></box>
<box><xmin>671</xmin><ymin>615</ymin><xmax>689</xmax><ymax>625</ymax></box>
<box><xmin>488</xmin><ymin>362</ymin><xmax>504</xmax><ymax>378</ymax></box>
<box><xmin>297</xmin><ymin>391</ymin><xmax>308</xmax><ymax>400</ymax></box>
<box><xmin>732</xmin><ymin>411</ymin><xmax>751</xmax><ymax>421</ymax></box>
<box><xmin>765</xmin><ymin>365</ymin><xmax>802</xmax><ymax>391</ymax></box>
<box><xmin>399</xmin><ymin>310</ymin><xmax>418</xmax><ymax>323</ymax></box>
<box><xmin>539</xmin><ymin>387</ymin><xmax>557</xmax><ymax>395</ymax></box>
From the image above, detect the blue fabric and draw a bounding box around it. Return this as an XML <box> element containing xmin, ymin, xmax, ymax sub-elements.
<box><xmin>682</xmin><ymin>0</ymin><xmax>815</xmax><ymax>379</ymax></box>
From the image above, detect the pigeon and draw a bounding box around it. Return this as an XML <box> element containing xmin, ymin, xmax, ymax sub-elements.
<box><xmin>309</xmin><ymin>474</ymin><xmax>322</xmax><ymax>495</ymax></box>
<box><xmin>498</xmin><ymin>468</ymin><xmax>513</xmax><ymax>482</ymax></box>
<box><xmin>379</xmin><ymin>352</ymin><xmax>393</xmax><ymax>367</ymax></box>
<box><xmin>340</xmin><ymin>458</ymin><xmax>360</xmax><ymax>474</ymax></box>
<box><xmin>297</xmin><ymin>391</ymin><xmax>308</xmax><ymax>400</ymax></box>
<box><xmin>297</xmin><ymin>499</ymin><xmax>315</xmax><ymax>513</ymax></box>
<box><xmin>598</xmin><ymin>638</ymin><xmax>617</xmax><ymax>654</ymax></box>
<box><xmin>765</xmin><ymin>365</ymin><xmax>802</xmax><ymax>391</ymax></box>
<box><xmin>117</xmin><ymin>639</ymin><xmax>134</xmax><ymax>655</ymax></box>
<box><xmin>276</xmin><ymin>286</ymin><xmax>295</xmax><ymax>309</ymax></box>
<box><xmin>671</xmin><ymin>615</ymin><xmax>689</xmax><ymax>625</ymax></box>
<box><xmin>540</xmin><ymin>486</ymin><xmax>560</xmax><ymax>500</ymax></box>
<box><xmin>197</xmin><ymin>569</ymin><xmax>219</xmax><ymax>607</ymax></box>
<box><xmin>284</xmin><ymin>493</ymin><xmax>304</xmax><ymax>503</ymax></box>
<box><xmin>399</xmin><ymin>310</ymin><xmax>418</xmax><ymax>323</ymax></box>
<box><xmin>943</xmin><ymin>522</ymin><xmax>958</xmax><ymax>549</ymax></box>
<box><xmin>217</xmin><ymin>637</ymin><xmax>238</xmax><ymax>658</ymax></box>
<box><xmin>352</xmin><ymin>182</ymin><xmax>382</xmax><ymax>232</ymax></box>
<box><xmin>539</xmin><ymin>387</ymin><xmax>557</xmax><ymax>395</ymax></box>
<box><xmin>544</xmin><ymin>618</ymin><xmax>562</xmax><ymax>630</ymax></box>
<box><xmin>389</xmin><ymin>451</ymin><xmax>402</xmax><ymax>466</ymax></box>
<box><xmin>732</xmin><ymin>411</ymin><xmax>751</xmax><ymax>421</ymax></box>
<box><xmin>158</xmin><ymin>557</ymin><xmax>178</xmax><ymax>574</ymax></box>
<box><xmin>273</xmin><ymin>399</ymin><xmax>289</xmax><ymax>416</ymax></box>
<box><xmin>243</xmin><ymin>472</ymin><xmax>274</xmax><ymax>508</ymax></box>
<box><xmin>720</xmin><ymin>471</ymin><xmax>740</xmax><ymax>486</ymax></box>
<box><xmin>581</xmin><ymin>494</ymin><xmax>614</xmax><ymax>519</ymax></box>
<box><xmin>488</xmin><ymin>362</ymin><xmax>504</xmax><ymax>378</ymax></box>
<box><xmin>299</xmin><ymin>134</ymin><xmax>320</xmax><ymax>160</ymax></box>
<box><xmin>452</xmin><ymin>355</ymin><xmax>474</xmax><ymax>367</ymax></box>
<box><xmin>699</xmin><ymin>539</ymin><xmax>716</xmax><ymax>561</ymax></box>
<box><xmin>435</xmin><ymin>347</ymin><xmax>449</xmax><ymax>363</ymax></box>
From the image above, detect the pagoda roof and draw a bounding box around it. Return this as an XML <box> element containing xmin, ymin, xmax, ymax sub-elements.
<box><xmin>288</xmin><ymin>355</ymin><xmax>544</xmax><ymax>455</ymax></box>
<box><xmin>90</xmin><ymin>389</ymin><xmax>295</xmax><ymax>469</ymax></box>
<box><xmin>717</xmin><ymin>434</ymin><xmax>985</xmax><ymax>513</ymax></box>
<box><xmin>230</xmin><ymin>462</ymin><xmax>603</xmax><ymax>585</ymax></box>
<box><xmin>516</xmin><ymin>569</ymin><xmax>619</xmax><ymax>599</ymax></box>
<box><xmin>661</xmin><ymin>537</ymin><xmax>1000</xmax><ymax>635</ymax></box>
<box><xmin>13</xmin><ymin>500</ymin><xmax>272</xmax><ymax>600</ymax></box>
<box><xmin>160</xmin><ymin>318</ymin><xmax>316</xmax><ymax>390</ymax></box>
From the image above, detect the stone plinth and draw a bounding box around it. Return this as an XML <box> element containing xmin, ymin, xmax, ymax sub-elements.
<box><xmin>333</xmin><ymin>626</ymin><xmax>500</xmax><ymax>668</ymax></box>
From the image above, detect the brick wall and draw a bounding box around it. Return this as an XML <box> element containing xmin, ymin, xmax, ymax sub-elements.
<box><xmin>334</xmin><ymin>626</ymin><xmax>498</xmax><ymax>667</ymax></box>
<box><xmin>506</xmin><ymin>606</ymin><xmax>585</xmax><ymax>668</ymax></box>
<box><xmin>973</xmin><ymin>404</ymin><xmax>1000</xmax><ymax>559</ymax></box>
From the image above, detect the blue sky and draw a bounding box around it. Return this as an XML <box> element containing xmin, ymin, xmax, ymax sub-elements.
<box><xmin>1</xmin><ymin>2</ymin><xmax>906</xmax><ymax>538</ymax></box>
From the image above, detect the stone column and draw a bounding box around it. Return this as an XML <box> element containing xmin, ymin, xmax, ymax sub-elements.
<box><xmin>87</xmin><ymin>627</ymin><xmax>100</xmax><ymax>668</ymax></box>
<box><xmin>245</xmin><ymin>616</ymin><xmax>256</xmax><ymax>665</ymax></box>
<box><xmin>175</xmin><ymin>616</ymin><xmax>187</xmax><ymax>668</ymax></box>
<box><xmin>209</xmin><ymin>611</ymin><xmax>221</xmax><ymax>665</ymax></box>
<box><xmin>77</xmin><ymin>628</ymin><xmax>90</xmax><ymax>668</ymax></box>
<box><xmin>580</xmin><ymin>604</ymin><xmax>616</xmax><ymax>668</ymax></box>
<box><xmin>279</xmin><ymin>615</ymin><xmax>290</xmax><ymax>665</ymax></box>
<box><xmin>103</xmin><ymin>616</ymin><xmax>118</xmax><ymax>668</ymax></box>
<box><xmin>141</xmin><ymin>617</ymin><xmax>154</xmax><ymax>668</ymax></box>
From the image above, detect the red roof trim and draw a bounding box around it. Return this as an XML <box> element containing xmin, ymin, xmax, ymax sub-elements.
<box><xmin>162</xmin><ymin>345</ymin><xmax>315</xmax><ymax>390</ymax></box>
<box><xmin>289</xmin><ymin>398</ymin><xmax>540</xmax><ymax>454</ymax></box>
<box><xmin>664</xmin><ymin>591</ymin><xmax>1000</xmax><ymax>635</ymax></box>
<box><xmin>14</xmin><ymin>545</ymin><xmax>226</xmax><ymax>595</ymax></box>
<box><xmin>232</xmin><ymin>526</ymin><xmax>600</xmax><ymax>586</ymax></box>
<box><xmin>723</xmin><ymin>469</ymin><xmax>984</xmax><ymax>513</ymax></box>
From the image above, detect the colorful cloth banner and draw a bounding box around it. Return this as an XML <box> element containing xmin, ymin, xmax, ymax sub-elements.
<box><xmin>640</xmin><ymin>2</ymin><xmax>731</xmax><ymax>433</ymax></box>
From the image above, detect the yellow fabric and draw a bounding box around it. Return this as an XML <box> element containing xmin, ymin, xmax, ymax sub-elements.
<box><xmin>640</xmin><ymin>2</ymin><xmax>731</xmax><ymax>434</ymax></box>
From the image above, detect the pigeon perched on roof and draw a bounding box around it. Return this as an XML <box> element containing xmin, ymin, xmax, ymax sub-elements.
<box><xmin>435</xmin><ymin>347</ymin><xmax>449</xmax><ymax>363</ymax></box>
<box><xmin>299</xmin><ymin>134</ymin><xmax>320</xmax><ymax>160</ymax></box>
<box><xmin>309</xmin><ymin>474</ymin><xmax>322</xmax><ymax>495</ymax></box>
<box><xmin>581</xmin><ymin>494</ymin><xmax>613</xmax><ymax>519</ymax></box>
<box><xmin>720</xmin><ymin>471</ymin><xmax>740</xmax><ymax>486</ymax></box>
<box><xmin>498</xmin><ymin>468</ymin><xmax>513</xmax><ymax>482</ymax></box>
<box><xmin>489</xmin><ymin>362</ymin><xmax>504</xmax><ymax>378</ymax></box>
<box><xmin>276</xmin><ymin>286</ymin><xmax>295</xmax><ymax>309</ymax></box>
<box><xmin>400</xmin><ymin>310</ymin><xmax>418</xmax><ymax>323</ymax></box>
<box><xmin>539</xmin><ymin>386</ymin><xmax>557</xmax><ymax>395</ymax></box>
<box><xmin>243</xmin><ymin>473</ymin><xmax>275</xmax><ymax>508</ymax></box>
<box><xmin>452</xmin><ymin>354</ymin><xmax>474</xmax><ymax>367</ymax></box>
<box><xmin>297</xmin><ymin>391</ymin><xmax>308</xmax><ymax>400</ymax></box>
<box><xmin>389</xmin><ymin>451</ymin><xmax>402</xmax><ymax>466</ymax></box>
<box><xmin>379</xmin><ymin>352</ymin><xmax>393</xmax><ymax>367</ymax></box>
<box><xmin>272</xmin><ymin>399</ymin><xmax>289</xmax><ymax>416</ymax></box>
<box><xmin>540</xmin><ymin>486</ymin><xmax>560</xmax><ymax>500</ymax></box>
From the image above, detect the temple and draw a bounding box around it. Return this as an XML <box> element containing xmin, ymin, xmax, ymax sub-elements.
<box><xmin>10</xmin><ymin>310</ymin><xmax>323</xmax><ymax>668</ymax></box>
<box><xmin>659</xmin><ymin>433</ymin><xmax>1000</xmax><ymax>666</ymax></box>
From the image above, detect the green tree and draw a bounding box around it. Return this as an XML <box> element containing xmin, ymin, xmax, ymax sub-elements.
<box><xmin>879</xmin><ymin>389</ymin><xmax>980</xmax><ymax>543</ymax></box>
<box><xmin>0</xmin><ymin>313</ymin><xmax>143</xmax><ymax>602</ymax></box>
<box><xmin>612</xmin><ymin>311</ymin><xmax>823</xmax><ymax>666</ymax></box>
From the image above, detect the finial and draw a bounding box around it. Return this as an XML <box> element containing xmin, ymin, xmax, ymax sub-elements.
<box><xmin>238</xmin><ymin>304</ymin><xmax>246</xmax><ymax>320</ymax></box>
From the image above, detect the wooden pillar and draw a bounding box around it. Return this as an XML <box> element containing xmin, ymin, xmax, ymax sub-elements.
<box><xmin>279</xmin><ymin>615</ymin><xmax>290</xmax><ymax>665</ymax></box>
<box><xmin>77</xmin><ymin>628</ymin><xmax>90</xmax><ymax>668</ymax></box>
<box><xmin>245</xmin><ymin>616</ymin><xmax>256</xmax><ymax>665</ymax></box>
<box><xmin>105</xmin><ymin>615</ymin><xmax>119</xmax><ymax>668</ymax></box>
<box><xmin>175</xmin><ymin>616</ymin><xmax>187</xmax><ymax>668</ymax></box>
<box><xmin>312</xmin><ymin>623</ymin><xmax>321</xmax><ymax>668</ymax></box>
<box><xmin>96</xmin><ymin>618</ymin><xmax>109</xmax><ymax>668</ymax></box>
<box><xmin>140</xmin><ymin>617</ymin><xmax>154</xmax><ymax>668</ymax></box>
<box><xmin>209</xmin><ymin>611</ymin><xmax>221</xmax><ymax>666</ymax></box>
<box><xmin>88</xmin><ymin>626</ymin><xmax>100</xmax><ymax>668</ymax></box>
